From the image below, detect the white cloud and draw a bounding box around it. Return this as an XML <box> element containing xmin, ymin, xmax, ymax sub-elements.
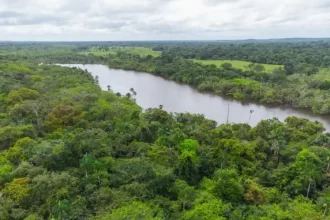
<box><xmin>0</xmin><ymin>0</ymin><xmax>329</xmax><ymax>40</ymax></box>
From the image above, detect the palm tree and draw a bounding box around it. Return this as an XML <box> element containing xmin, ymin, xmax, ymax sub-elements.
<box><xmin>248</xmin><ymin>110</ymin><xmax>254</xmax><ymax>124</ymax></box>
<box><xmin>294</xmin><ymin>149</ymin><xmax>322</xmax><ymax>199</ymax></box>
<box><xmin>126</xmin><ymin>93</ymin><xmax>132</xmax><ymax>99</ymax></box>
<box><xmin>303</xmin><ymin>167</ymin><xmax>320</xmax><ymax>198</ymax></box>
<box><xmin>93</xmin><ymin>160</ymin><xmax>105</xmax><ymax>185</ymax></box>
<box><xmin>129</xmin><ymin>88</ymin><xmax>137</xmax><ymax>98</ymax></box>
<box><xmin>322</xmin><ymin>193</ymin><xmax>330</xmax><ymax>217</ymax></box>
<box><xmin>306</xmin><ymin>177</ymin><xmax>313</xmax><ymax>198</ymax></box>
<box><xmin>80</xmin><ymin>153</ymin><xmax>95</xmax><ymax>178</ymax></box>
<box><xmin>271</xmin><ymin>140</ymin><xmax>280</xmax><ymax>163</ymax></box>
<box><xmin>54</xmin><ymin>199</ymin><xmax>70</xmax><ymax>220</ymax></box>
<box><xmin>324</xmin><ymin>203</ymin><xmax>329</xmax><ymax>217</ymax></box>
<box><xmin>94</xmin><ymin>75</ymin><xmax>99</xmax><ymax>85</ymax></box>
<box><xmin>269</xmin><ymin>129</ymin><xmax>286</xmax><ymax>167</ymax></box>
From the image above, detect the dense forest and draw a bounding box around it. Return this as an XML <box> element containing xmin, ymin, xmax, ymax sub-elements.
<box><xmin>3</xmin><ymin>41</ymin><xmax>329</xmax><ymax>114</ymax></box>
<box><xmin>161</xmin><ymin>41</ymin><xmax>330</xmax><ymax>67</ymax></box>
<box><xmin>2</xmin><ymin>42</ymin><xmax>330</xmax><ymax>219</ymax></box>
<box><xmin>105</xmin><ymin>51</ymin><xmax>330</xmax><ymax>115</ymax></box>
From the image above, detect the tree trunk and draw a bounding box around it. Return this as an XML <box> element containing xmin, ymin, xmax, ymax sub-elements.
<box><xmin>32</xmin><ymin>104</ymin><xmax>40</xmax><ymax>131</ymax></box>
<box><xmin>226</xmin><ymin>104</ymin><xmax>230</xmax><ymax>123</ymax></box>
<box><xmin>276</xmin><ymin>153</ymin><xmax>280</xmax><ymax>168</ymax></box>
<box><xmin>306</xmin><ymin>179</ymin><xmax>312</xmax><ymax>198</ymax></box>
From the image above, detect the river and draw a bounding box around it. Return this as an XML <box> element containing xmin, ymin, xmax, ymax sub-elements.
<box><xmin>60</xmin><ymin>64</ymin><xmax>330</xmax><ymax>130</ymax></box>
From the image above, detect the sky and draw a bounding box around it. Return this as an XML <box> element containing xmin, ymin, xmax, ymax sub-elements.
<box><xmin>1</xmin><ymin>0</ymin><xmax>330</xmax><ymax>41</ymax></box>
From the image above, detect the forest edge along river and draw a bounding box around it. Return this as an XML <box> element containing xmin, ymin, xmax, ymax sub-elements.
<box><xmin>59</xmin><ymin>64</ymin><xmax>330</xmax><ymax>131</ymax></box>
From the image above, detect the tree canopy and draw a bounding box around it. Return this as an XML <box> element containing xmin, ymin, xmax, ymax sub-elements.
<box><xmin>1</xmin><ymin>42</ymin><xmax>330</xmax><ymax>219</ymax></box>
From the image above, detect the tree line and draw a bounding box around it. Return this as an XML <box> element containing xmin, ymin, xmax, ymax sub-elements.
<box><xmin>103</xmin><ymin>51</ymin><xmax>330</xmax><ymax>115</ymax></box>
<box><xmin>157</xmin><ymin>41</ymin><xmax>330</xmax><ymax>67</ymax></box>
<box><xmin>1</xmin><ymin>50</ymin><xmax>330</xmax><ymax>219</ymax></box>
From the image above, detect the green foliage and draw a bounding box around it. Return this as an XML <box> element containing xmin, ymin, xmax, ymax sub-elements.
<box><xmin>81</xmin><ymin>46</ymin><xmax>161</xmax><ymax>58</ymax></box>
<box><xmin>91</xmin><ymin>43</ymin><xmax>330</xmax><ymax>114</ymax></box>
<box><xmin>45</xmin><ymin>104</ymin><xmax>82</xmax><ymax>130</ymax></box>
<box><xmin>7</xmin><ymin>87</ymin><xmax>41</xmax><ymax>105</ymax></box>
<box><xmin>176</xmin><ymin>139</ymin><xmax>201</xmax><ymax>184</ymax></box>
<box><xmin>192</xmin><ymin>59</ymin><xmax>282</xmax><ymax>72</ymax></box>
<box><xmin>0</xmin><ymin>125</ymin><xmax>36</xmax><ymax>150</ymax></box>
<box><xmin>93</xmin><ymin>201</ymin><xmax>162</xmax><ymax>220</ymax></box>
<box><xmin>2</xmin><ymin>178</ymin><xmax>31</xmax><ymax>202</ymax></box>
<box><xmin>182</xmin><ymin>192</ymin><xmax>230</xmax><ymax>220</ymax></box>
<box><xmin>212</xmin><ymin>169</ymin><xmax>244</xmax><ymax>203</ymax></box>
<box><xmin>1</xmin><ymin>48</ymin><xmax>330</xmax><ymax>219</ymax></box>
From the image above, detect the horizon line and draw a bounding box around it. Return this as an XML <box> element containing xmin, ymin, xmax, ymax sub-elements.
<box><xmin>1</xmin><ymin>37</ymin><xmax>330</xmax><ymax>42</ymax></box>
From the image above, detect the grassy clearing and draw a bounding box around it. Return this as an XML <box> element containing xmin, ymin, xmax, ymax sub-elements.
<box><xmin>309</xmin><ymin>68</ymin><xmax>330</xmax><ymax>80</ymax></box>
<box><xmin>123</xmin><ymin>47</ymin><xmax>161</xmax><ymax>57</ymax></box>
<box><xmin>80</xmin><ymin>46</ymin><xmax>161</xmax><ymax>57</ymax></box>
<box><xmin>80</xmin><ymin>51</ymin><xmax>116</xmax><ymax>57</ymax></box>
<box><xmin>191</xmin><ymin>59</ymin><xmax>283</xmax><ymax>72</ymax></box>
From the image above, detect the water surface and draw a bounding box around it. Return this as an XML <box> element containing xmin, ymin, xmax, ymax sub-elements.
<box><xmin>61</xmin><ymin>64</ymin><xmax>330</xmax><ymax>130</ymax></box>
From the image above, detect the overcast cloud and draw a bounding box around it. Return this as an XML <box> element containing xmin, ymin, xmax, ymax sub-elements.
<box><xmin>0</xmin><ymin>0</ymin><xmax>330</xmax><ymax>41</ymax></box>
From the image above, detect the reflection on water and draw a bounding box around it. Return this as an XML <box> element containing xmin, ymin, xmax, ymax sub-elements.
<box><xmin>60</xmin><ymin>64</ymin><xmax>330</xmax><ymax>130</ymax></box>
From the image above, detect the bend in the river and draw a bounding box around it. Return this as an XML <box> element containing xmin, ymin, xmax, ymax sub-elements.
<box><xmin>60</xmin><ymin>64</ymin><xmax>330</xmax><ymax>131</ymax></box>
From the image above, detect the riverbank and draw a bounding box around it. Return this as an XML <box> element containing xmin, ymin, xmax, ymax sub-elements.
<box><xmin>2</xmin><ymin>59</ymin><xmax>330</xmax><ymax>219</ymax></box>
<box><xmin>59</xmin><ymin>64</ymin><xmax>330</xmax><ymax>130</ymax></box>
<box><xmin>104</xmin><ymin>54</ymin><xmax>330</xmax><ymax>116</ymax></box>
<box><xmin>43</xmin><ymin>50</ymin><xmax>330</xmax><ymax>119</ymax></box>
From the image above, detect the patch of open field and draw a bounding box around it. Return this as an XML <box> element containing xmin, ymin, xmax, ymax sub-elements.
<box><xmin>80</xmin><ymin>46</ymin><xmax>161</xmax><ymax>57</ymax></box>
<box><xmin>191</xmin><ymin>59</ymin><xmax>283</xmax><ymax>72</ymax></box>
